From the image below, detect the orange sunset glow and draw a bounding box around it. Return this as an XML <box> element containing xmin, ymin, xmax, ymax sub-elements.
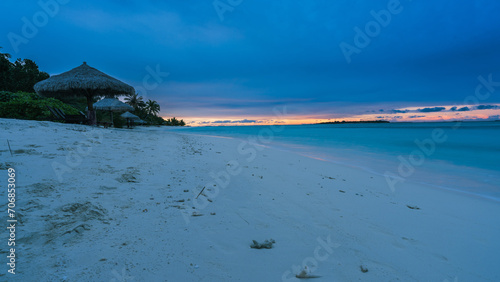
<box><xmin>176</xmin><ymin>104</ymin><xmax>500</xmax><ymax>126</ymax></box>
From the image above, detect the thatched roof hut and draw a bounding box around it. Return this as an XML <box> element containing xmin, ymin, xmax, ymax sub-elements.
<box><xmin>34</xmin><ymin>62</ymin><xmax>134</xmax><ymax>125</ymax></box>
<box><xmin>91</xmin><ymin>98</ymin><xmax>134</xmax><ymax>127</ymax></box>
<box><xmin>121</xmin><ymin>111</ymin><xmax>143</xmax><ymax>127</ymax></box>
<box><xmin>121</xmin><ymin>111</ymin><xmax>140</xmax><ymax>119</ymax></box>
<box><xmin>93</xmin><ymin>98</ymin><xmax>134</xmax><ymax>112</ymax></box>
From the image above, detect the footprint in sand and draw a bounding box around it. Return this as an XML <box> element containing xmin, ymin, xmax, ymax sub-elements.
<box><xmin>26</xmin><ymin>182</ymin><xmax>57</xmax><ymax>197</ymax></box>
<box><xmin>116</xmin><ymin>167</ymin><xmax>139</xmax><ymax>183</ymax></box>
<box><xmin>46</xmin><ymin>202</ymin><xmax>109</xmax><ymax>244</ymax></box>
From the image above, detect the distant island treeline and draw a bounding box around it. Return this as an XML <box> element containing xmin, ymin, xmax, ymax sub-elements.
<box><xmin>316</xmin><ymin>120</ymin><xmax>390</xmax><ymax>124</ymax></box>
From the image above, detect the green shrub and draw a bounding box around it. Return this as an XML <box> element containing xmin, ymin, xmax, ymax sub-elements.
<box><xmin>0</xmin><ymin>91</ymin><xmax>79</xmax><ymax>120</ymax></box>
<box><xmin>0</xmin><ymin>91</ymin><xmax>14</xmax><ymax>102</ymax></box>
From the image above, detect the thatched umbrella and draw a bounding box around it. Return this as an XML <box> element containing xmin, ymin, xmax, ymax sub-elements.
<box><xmin>121</xmin><ymin>111</ymin><xmax>140</xmax><ymax>128</ymax></box>
<box><xmin>121</xmin><ymin>111</ymin><xmax>139</xmax><ymax>120</ymax></box>
<box><xmin>34</xmin><ymin>62</ymin><xmax>135</xmax><ymax>125</ymax></box>
<box><xmin>93</xmin><ymin>98</ymin><xmax>133</xmax><ymax>127</ymax></box>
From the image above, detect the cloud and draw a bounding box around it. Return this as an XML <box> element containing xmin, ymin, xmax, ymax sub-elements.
<box><xmin>450</xmin><ymin>106</ymin><xmax>470</xmax><ymax>111</ymax></box>
<box><xmin>391</xmin><ymin>109</ymin><xmax>409</xmax><ymax>113</ymax></box>
<box><xmin>4</xmin><ymin>1</ymin><xmax>500</xmax><ymax>122</ymax></box>
<box><xmin>231</xmin><ymin>119</ymin><xmax>258</xmax><ymax>124</ymax></box>
<box><xmin>417</xmin><ymin>107</ymin><xmax>446</xmax><ymax>112</ymax></box>
<box><xmin>489</xmin><ymin>115</ymin><xmax>500</xmax><ymax>120</ymax></box>
<box><xmin>476</xmin><ymin>105</ymin><xmax>499</xmax><ymax>110</ymax></box>
<box><xmin>199</xmin><ymin>119</ymin><xmax>259</xmax><ymax>124</ymax></box>
<box><xmin>408</xmin><ymin>115</ymin><xmax>426</xmax><ymax>118</ymax></box>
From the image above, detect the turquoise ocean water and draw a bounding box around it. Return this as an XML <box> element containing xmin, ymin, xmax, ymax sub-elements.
<box><xmin>169</xmin><ymin>122</ymin><xmax>500</xmax><ymax>201</ymax></box>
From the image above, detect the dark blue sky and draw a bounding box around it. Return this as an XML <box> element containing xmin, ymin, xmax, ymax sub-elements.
<box><xmin>2</xmin><ymin>0</ymin><xmax>500</xmax><ymax>123</ymax></box>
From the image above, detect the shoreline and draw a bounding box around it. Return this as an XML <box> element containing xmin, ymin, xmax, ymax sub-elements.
<box><xmin>1</xmin><ymin>118</ymin><xmax>499</xmax><ymax>281</ymax></box>
<box><xmin>171</xmin><ymin>127</ymin><xmax>500</xmax><ymax>203</ymax></box>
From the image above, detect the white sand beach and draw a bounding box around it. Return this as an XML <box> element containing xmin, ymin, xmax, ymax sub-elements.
<box><xmin>1</xmin><ymin>118</ymin><xmax>500</xmax><ymax>281</ymax></box>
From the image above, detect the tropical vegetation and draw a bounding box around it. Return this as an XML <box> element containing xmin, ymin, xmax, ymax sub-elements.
<box><xmin>0</xmin><ymin>47</ymin><xmax>49</xmax><ymax>93</ymax></box>
<box><xmin>124</xmin><ymin>93</ymin><xmax>185</xmax><ymax>126</ymax></box>
<box><xmin>165</xmin><ymin>117</ymin><xmax>185</xmax><ymax>126</ymax></box>
<box><xmin>0</xmin><ymin>91</ymin><xmax>79</xmax><ymax>120</ymax></box>
<box><xmin>0</xmin><ymin>47</ymin><xmax>186</xmax><ymax>126</ymax></box>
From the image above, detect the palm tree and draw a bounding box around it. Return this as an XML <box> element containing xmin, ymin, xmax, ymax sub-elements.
<box><xmin>145</xmin><ymin>99</ymin><xmax>160</xmax><ymax>116</ymax></box>
<box><xmin>125</xmin><ymin>93</ymin><xmax>145</xmax><ymax>110</ymax></box>
<box><xmin>0</xmin><ymin>47</ymin><xmax>11</xmax><ymax>59</ymax></box>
